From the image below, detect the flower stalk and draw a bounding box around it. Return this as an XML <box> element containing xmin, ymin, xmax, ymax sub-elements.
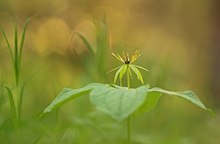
<box><xmin>109</xmin><ymin>50</ymin><xmax>149</xmax><ymax>144</ymax></box>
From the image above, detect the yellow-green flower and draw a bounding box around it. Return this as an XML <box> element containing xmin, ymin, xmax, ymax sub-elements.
<box><xmin>108</xmin><ymin>50</ymin><xmax>149</xmax><ymax>85</ymax></box>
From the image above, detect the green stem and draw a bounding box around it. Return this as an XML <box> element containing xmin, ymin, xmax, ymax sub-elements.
<box><xmin>127</xmin><ymin>65</ymin><xmax>130</xmax><ymax>89</ymax></box>
<box><xmin>126</xmin><ymin>65</ymin><xmax>131</xmax><ymax>144</ymax></box>
<box><xmin>127</xmin><ymin>116</ymin><xmax>131</xmax><ymax>144</ymax></box>
<box><xmin>16</xmin><ymin>85</ymin><xmax>20</xmax><ymax>128</ymax></box>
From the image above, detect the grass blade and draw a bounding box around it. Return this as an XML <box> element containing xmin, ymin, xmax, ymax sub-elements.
<box><xmin>1</xmin><ymin>85</ymin><xmax>18</xmax><ymax>127</ymax></box>
<box><xmin>18</xmin><ymin>17</ymin><xmax>32</xmax><ymax>68</ymax></box>
<box><xmin>13</xmin><ymin>22</ymin><xmax>19</xmax><ymax>86</ymax></box>
<box><xmin>94</xmin><ymin>16</ymin><xmax>109</xmax><ymax>75</ymax></box>
<box><xmin>1</xmin><ymin>31</ymin><xmax>14</xmax><ymax>62</ymax></box>
<box><xmin>74</xmin><ymin>32</ymin><xmax>95</xmax><ymax>54</ymax></box>
<box><xmin>14</xmin><ymin>22</ymin><xmax>18</xmax><ymax>62</ymax></box>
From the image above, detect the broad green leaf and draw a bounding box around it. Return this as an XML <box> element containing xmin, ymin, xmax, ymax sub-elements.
<box><xmin>90</xmin><ymin>84</ymin><xmax>148</xmax><ymax>121</ymax></box>
<box><xmin>134</xmin><ymin>90</ymin><xmax>161</xmax><ymax>116</ymax></box>
<box><xmin>41</xmin><ymin>83</ymin><xmax>103</xmax><ymax>115</ymax></box>
<box><xmin>148</xmin><ymin>87</ymin><xmax>210</xmax><ymax>111</ymax></box>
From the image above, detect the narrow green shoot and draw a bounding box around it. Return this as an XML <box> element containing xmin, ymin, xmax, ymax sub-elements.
<box><xmin>73</xmin><ymin>32</ymin><xmax>95</xmax><ymax>54</ymax></box>
<box><xmin>1</xmin><ymin>18</ymin><xmax>32</xmax><ymax>128</ymax></box>
<box><xmin>2</xmin><ymin>86</ymin><xmax>18</xmax><ymax>127</ymax></box>
<box><xmin>73</xmin><ymin>16</ymin><xmax>109</xmax><ymax>78</ymax></box>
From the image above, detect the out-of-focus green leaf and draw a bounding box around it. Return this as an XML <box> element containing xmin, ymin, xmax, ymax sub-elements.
<box><xmin>148</xmin><ymin>87</ymin><xmax>211</xmax><ymax>112</ymax></box>
<box><xmin>93</xmin><ymin>17</ymin><xmax>109</xmax><ymax>75</ymax></box>
<box><xmin>18</xmin><ymin>16</ymin><xmax>33</xmax><ymax>68</ymax></box>
<box><xmin>134</xmin><ymin>90</ymin><xmax>161</xmax><ymax>115</ymax></box>
<box><xmin>1</xmin><ymin>85</ymin><xmax>17</xmax><ymax>127</ymax></box>
<box><xmin>90</xmin><ymin>84</ymin><xmax>148</xmax><ymax>121</ymax></box>
<box><xmin>1</xmin><ymin>30</ymin><xmax>14</xmax><ymax>62</ymax></box>
<box><xmin>74</xmin><ymin>32</ymin><xmax>95</xmax><ymax>54</ymax></box>
<box><xmin>41</xmin><ymin>83</ymin><xmax>103</xmax><ymax>115</ymax></box>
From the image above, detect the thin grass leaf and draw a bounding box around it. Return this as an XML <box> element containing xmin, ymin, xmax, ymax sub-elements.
<box><xmin>129</xmin><ymin>64</ymin><xmax>144</xmax><ymax>84</ymax></box>
<box><xmin>133</xmin><ymin>64</ymin><xmax>149</xmax><ymax>71</ymax></box>
<box><xmin>1</xmin><ymin>85</ymin><xmax>17</xmax><ymax>127</ymax></box>
<box><xmin>74</xmin><ymin>32</ymin><xmax>95</xmax><ymax>54</ymax></box>
<box><xmin>18</xmin><ymin>17</ymin><xmax>33</xmax><ymax>68</ymax></box>
<box><xmin>94</xmin><ymin>17</ymin><xmax>109</xmax><ymax>75</ymax></box>
<box><xmin>32</xmin><ymin>136</ymin><xmax>41</xmax><ymax>144</ymax></box>
<box><xmin>1</xmin><ymin>31</ymin><xmax>14</xmax><ymax>62</ymax></box>
<box><xmin>13</xmin><ymin>23</ymin><xmax>20</xmax><ymax>86</ymax></box>
<box><xmin>14</xmin><ymin>22</ymin><xmax>18</xmax><ymax>61</ymax></box>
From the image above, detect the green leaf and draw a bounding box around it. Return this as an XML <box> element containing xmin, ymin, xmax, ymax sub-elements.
<box><xmin>41</xmin><ymin>83</ymin><xmax>103</xmax><ymax>116</ymax></box>
<box><xmin>114</xmin><ymin>66</ymin><xmax>123</xmax><ymax>84</ymax></box>
<box><xmin>134</xmin><ymin>90</ymin><xmax>161</xmax><ymax>115</ymax></box>
<box><xmin>107</xmin><ymin>66</ymin><xmax>121</xmax><ymax>74</ymax></box>
<box><xmin>119</xmin><ymin>65</ymin><xmax>127</xmax><ymax>81</ymax></box>
<box><xmin>74</xmin><ymin>32</ymin><xmax>95</xmax><ymax>54</ymax></box>
<box><xmin>90</xmin><ymin>84</ymin><xmax>148</xmax><ymax>121</ymax></box>
<box><xmin>129</xmin><ymin>64</ymin><xmax>144</xmax><ymax>84</ymax></box>
<box><xmin>1</xmin><ymin>30</ymin><xmax>14</xmax><ymax>62</ymax></box>
<box><xmin>93</xmin><ymin>16</ymin><xmax>109</xmax><ymax>75</ymax></box>
<box><xmin>148</xmin><ymin>87</ymin><xmax>210</xmax><ymax>111</ymax></box>
<box><xmin>19</xmin><ymin>17</ymin><xmax>33</xmax><ymax>68</ymax></box>
<box><xmin>1</xmin><ymin>86</ymin><xmax>17</xmax><ymax>127</ymax></box>
<box><xmin>132</xmin><ymin>64</ymin><xmax>149</xmax><ymax>72</ymax></box>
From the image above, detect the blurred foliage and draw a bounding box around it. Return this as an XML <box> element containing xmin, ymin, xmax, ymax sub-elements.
<box><xmin>0</xmin><ymin>0</ymin><xmax>219</xmax><ymax>144</ymax></box>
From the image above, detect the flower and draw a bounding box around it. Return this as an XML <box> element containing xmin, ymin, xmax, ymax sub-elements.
<box><xmin>108</xmin><ymin>50</ymin><xmax>149</xmax><ymax>85</ymax></box>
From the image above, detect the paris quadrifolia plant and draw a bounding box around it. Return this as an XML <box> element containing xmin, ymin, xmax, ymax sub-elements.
<box><xmin>1</xmin><ymin>17</ymin><xmax>33</xmax><ymax>128</ymax></box>
<box><xmin>41</xmin><ymin>50</ymin><xmax>213</xmax><ymax>143</ymax></box>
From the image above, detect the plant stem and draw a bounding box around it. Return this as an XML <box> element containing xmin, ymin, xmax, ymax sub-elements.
<box><xmin>127</xmin><ymin>65</ymin><xmax>130</xmax><ymax>89</ymax></box>
<box><xmin>126</xmin><ymin>65</ymin><xmax>131</xmax><ymax>144</ymax></box>
<box><xmin>127</xmin><ymin>116</ymin><xmax>131</xmax><ymax>144</ymax></box>
<box><xmin>16</xmin><ymin>85</ymin><xmax>20</xmax><ymax>128</ymax></box>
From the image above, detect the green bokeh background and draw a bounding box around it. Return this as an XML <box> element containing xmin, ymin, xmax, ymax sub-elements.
<box><xmin>0</xmin><ymin>0</ymin><xmax>219</xmax><ymax>143</ymax></box>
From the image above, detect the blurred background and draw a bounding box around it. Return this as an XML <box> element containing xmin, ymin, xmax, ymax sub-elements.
<box><xmin>0</xmin><ymin>0</ymin><xmax>219</xmax><ymax>144</ymax></box>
